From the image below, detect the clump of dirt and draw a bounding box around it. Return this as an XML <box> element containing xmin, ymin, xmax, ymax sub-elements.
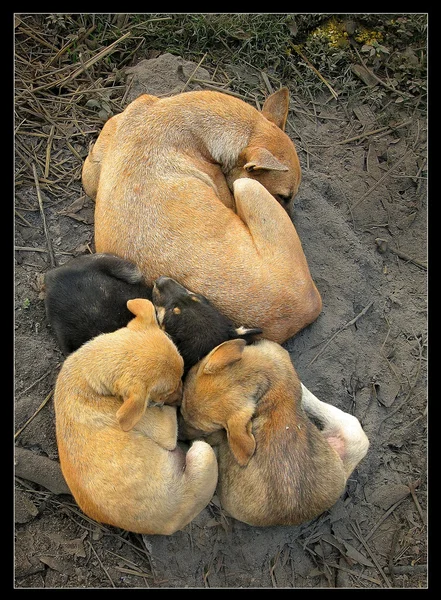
<box><xmin>15</xmin><ymin>14</ymin><xmax>427</xmax><ymax>589</ymax></box>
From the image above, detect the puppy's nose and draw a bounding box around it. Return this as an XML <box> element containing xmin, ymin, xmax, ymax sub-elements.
<box><xmin>166</xmin><ymin>380</ymin><xmax>183</xmax><ymax>406</ymax></box>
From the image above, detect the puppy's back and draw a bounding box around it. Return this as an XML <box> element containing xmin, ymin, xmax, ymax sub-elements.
<box><xmin>44</xmin><ymin>253</ymin><xmax>152</xmax><ymax>354</ymax></box>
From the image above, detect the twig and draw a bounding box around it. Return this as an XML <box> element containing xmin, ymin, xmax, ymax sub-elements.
<box><xmin>290</xmin><ymin>43</ymin><xmax>338</xmax><ymax>100</ymax></box>
<box><xmin>375</xmin><ymin>238</ymin><xmax>427</xmax><ymax>270</ymax></box>
<box><xmin>308</xmin><ymin>301</ymin><xmax>374</xmax><ymax>366</ymax></box>
<box><xmin>32</xmin><ymin>163</ymin><xmax>56</xmax><ymax>268</ymax></box>
<box><xmin>191</xmin><ymin>79</ymin><xmax>249</xmax><ymax>100</ymax></box>
<box><xmin>14</xmin><ymin>389</ymin><xmax>53</xmax><ymax>439</ymax></box>
<box><xmin>364</xmin><ymin>496</ymin><xmax>409</xmax><ymax>544</ymax></box>
<box><xmin>350</xmin><ymin>151</ymin><xmax>412</xmax><ymax>211</ymax></box>
<box><xmin>180</xmin><ymin>53</ymin><xmax>207</xmax><ymax>93</ymax></box>
<box><xmin>388</xmin><ymin>527</ymin><xmax>401</xmax><ymax>586</ymax></box>
<box><xmin>15</xmin><ymin>246</ymin><xmax>72</xmax><ymax>256</ymax></box>
<box><xmin>408</xmin><ymin>479</ymin><xmax>426</xmax><ymax>526</ymax></box>
<box><xmin>383</xmin><ymin>564</ymin><xmax>427</xmax><ymax>575</ymax></box>
<box><xmin>88</xmin><ymin>541</ymin><xmax>116</xmax><ymax>588</ymax></box>
<box><xmin>260</xmin><ymin>71</ymin><xmax>274</xmax><ymax>94</ymax></box>
<box><xmin>324</xmin><ymin>561</ymin><xmax>382</xmax><ymax>585</ymax></box>
<box><xmin>16</xmin><ymin>368</ymin><xmax>54</xmax><ymax>400</ymax></box>
<box><xmin>44</xmin><ymin>125</ymin><xmax>55</xmax><ymax>179</ymax></box>
<box><xmin>381</xmin><ymin>331</ymin><xmax>425</xmax><ymax>424</ymax></box>
<box><xmin>351</xmin><ymin>521</ymin><xmax>393</xmax><ymax>588</ymax></box>
<box><xmin>335</xmin><ymin>120</ymin><xmax>412</xmax><ymax>145</ymax></box>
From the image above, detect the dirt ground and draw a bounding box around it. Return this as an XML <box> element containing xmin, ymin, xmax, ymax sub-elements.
<box><xmin>14</xmin><ymin>19</ymin><xmax>427</xmax><ymax>589</ymax></box>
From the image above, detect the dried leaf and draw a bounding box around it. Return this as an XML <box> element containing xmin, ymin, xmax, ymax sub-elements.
<box><xmin>39</xmin><ymin>555</ymin><xmax>75</xmax><ymax>575</ymax></box>
<box><xmin>341</xmin><ymin>540</ymin><xmax>374</xmax><ymax>567</ymax></box>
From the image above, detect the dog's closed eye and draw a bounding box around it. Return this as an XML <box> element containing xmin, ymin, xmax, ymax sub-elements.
<box><xmin>276</xmin><ymin>193</ymin><xmax>293</xmax><ymax>205</ymax></box>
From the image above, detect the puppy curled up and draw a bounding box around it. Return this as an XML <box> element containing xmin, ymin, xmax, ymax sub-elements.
<box><xmin>53</xmin><ymin>298</ymin><xmax>218</xmax><ymax>535</ymax></box>
<box><xmin>180</xmin><ymin>338</ymin><xmax>369</xmax><ymax>527</ymax></box>
<box><xmin>44</xmin><ymin>253</ymin><xmax>261</xmax><ymax>373</ymax></box>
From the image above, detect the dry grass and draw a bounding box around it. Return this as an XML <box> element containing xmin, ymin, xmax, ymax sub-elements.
<box><xmin>14</xmin><ymin>13</ymin><xmax>427</xmax><ymax>203</ymax></box>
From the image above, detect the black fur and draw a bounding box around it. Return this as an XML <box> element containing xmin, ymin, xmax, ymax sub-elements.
<box><xmin>152</xmin><ymin>276</ymin><xmax>262</xmax><ymax>374</ymax></box>
<box><xmin>44</xmin><ymin>253</ymin><xmax>152</xmax><ymax>354</ymax></box>
<box><xmin>44</xmin><ymin>256</ymin><xmax>262</xmax><ymax>373</ymax></box>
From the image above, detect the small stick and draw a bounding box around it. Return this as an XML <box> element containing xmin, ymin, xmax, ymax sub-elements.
<box><xmin>350</xmin><ymin>151</ymin><xmax>411</xmax><ymax>211</ymax></box>
<box><xmin>408</xmin><ymin>479</ymin><xmax>426</xmax><ymax>526</ymax></box>
<box><xmin>180</xmin><ymin>53</ymin><xmax>207</xmax><ymax>93</ymax></box>
<box><xmin>15</xmin><ymin>389</ymin><xmax>53</xmax><ymax>439</ymax></box>
<box><xmin>44</xmin><ymin>125</ymin><xmax>55</xmax><ymax>179</ymax></box>
<box><xmin>384</xmin><ymin>564</ymin><xmax>426</xmax><ymax>575</ymax></box>
<box><xmin>308</xmin><ymin>301</ymin><xmax>374</xmax><ymax>366</ymax></box>
<box><xmin>364</xmin><ymin>496</ymin><xmax>409</xmax><ymax>544</ymax></box>
<box><xmin>32</xmin><ymin>163</ymin><xmax>56</xmax><ymax>268</ymax></box>
<box><xmin>376</xmin><ymin>238</ymin><xmax>427</xmax><ymax>270</ymax></box>
<box><xmin>352</xmin><ymin>521</ymin><xmax>393</xmax><ymax>588</ymax></box>
<box><xmin>336</xmin><ymin>120</ymin><xmax>412</xmax><ymax>145</ymax></box>
<box><xmin>260</xmin><ymin>71</ymin><xmax>274</xmax><ymax>94</ymax></box>
<box><xmin>352</xmin><ymin>43</ymin><xmax>409</xmax><ymax>98</ymax></box>
<box><xmin>290</xmin><ymin>43</ymin><xmax>338</xmax><ymax>100</ymax></box>
<box><xmin>88</xmin><ymin>541</ymin><xmax>116</xmax><ymax>588</ymax></box>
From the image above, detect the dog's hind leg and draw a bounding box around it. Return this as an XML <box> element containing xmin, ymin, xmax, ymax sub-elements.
<box><xmin>165</xmin><ymin>440</ymin><xmax>218</xmax><ymax>533</ymax></box>
<box><xmin>232</xmin><ymin>178</ymin><xmax>300</xmax><ymax>253</ymax></box>
<box><xmin>82</xmin><ymin>114</ymin><xmax>120</xmax><ymax>200</ymax></box>
<box><xmin>300</xmin><ymin>384</ymin><xmax>369</xmax><ymax>478</ymax></box>
<box><xmin>232</xmin><ymin>178</ymin><xmax>322</xmax><ymax>332</ymax></box>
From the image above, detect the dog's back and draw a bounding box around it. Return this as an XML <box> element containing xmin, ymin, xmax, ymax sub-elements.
<box><xmin>181</xmin><ymin>339</ymin><xmax>368</xmax><ymax>527</ymax></box>
<box><xmin>85</xmin><ymin>90</ymin><xmax>322</xmax><ymax>343</ymax></box>
<box><xmin>44</xmin><ymin>253</ymin><xmax>152</xmax><ymax>354</ymax></box>
<box><xmin>54</xmin><ymin>299</ymin><xmax>218</xmax><ymax>534</ymax></box>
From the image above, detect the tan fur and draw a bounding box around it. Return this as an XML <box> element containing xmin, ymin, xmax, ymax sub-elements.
<box><xmin>82</xmin><ymin>89</ymin><xmax>322</xmax><ymax>344</ymax></box>
<box><xmin>54</xmin><ymin>298</ymin><xmax>218</xmax><ymax>535</ymax></box>
<box><xmin>180</xmin><ymin>339</ymin><xmax>369</xmax><ymax>527</ymax></box>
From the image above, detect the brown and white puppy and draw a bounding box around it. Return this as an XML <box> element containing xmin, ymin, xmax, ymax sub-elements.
<box><xmin>54</xmin><ymin>298</ymin><xmax>218</xmax><ymax>535</ymax></box>
<box><xmin>180</xmin><ymin>339</ymin><xmax>369</xmax><ymax>527</ymax></box>
<box><xmin>82</xmin><ymin>88</ymin><xmax>322</xmax><ymax>344</ymax></box>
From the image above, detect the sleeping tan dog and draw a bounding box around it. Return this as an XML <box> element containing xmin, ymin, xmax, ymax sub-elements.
<box><xmin>82</xmin><ymin>88</ymin><xmax>322</xmax><ymax>344</ymax></box>
<box><xmin>180</xmin><ymin>339</ymin><xmax>369</xmax><ymax>527</ymax></box>
<box><xmin>54</xmin><ymin>298</ymin><xmax>218</xmax><ymax>535</ymax></box>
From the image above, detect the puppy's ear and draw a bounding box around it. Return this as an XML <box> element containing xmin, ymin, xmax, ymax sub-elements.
<box><xmin>116</xmin><ymin>392</ymin><xmax>148</xmax><ymax>431</ymax></box>
<box><xmin>243</xmin><ymin>147</ymin><xmax>289</xmax><ymax>173</ymax></box>
<box><xmin>126</xmin><ymin>298</ymin><xmax>158</xmax><ymax>330</ymax></box>
<box><xmin>225</xmin><ymin>408</ymin><xmax>256</xmax><ymax>466</ymax></box>
<box><xmin>233</xmin><ymin>326</ymin><xmax>263</xmax><ymax>341</ymax></box>
<box><xmin>261</xmin><ymin>87</ymin><xmax>289</xmax><ymax>130</ymax></box>
<box><xmin>203</xmin><ymin>339</ymin><xmax>246</xmax><ymax>375</ymax></box>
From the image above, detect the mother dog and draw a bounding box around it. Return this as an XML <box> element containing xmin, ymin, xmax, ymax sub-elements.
<box><xmin>82</xmin><ymin>88</ymin><xmax>321</xmax><ymax>343</ymax></box>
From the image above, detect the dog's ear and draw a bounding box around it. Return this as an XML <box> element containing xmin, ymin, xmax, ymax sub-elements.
<box><xmin>126</xmin><ymin>298</ymin><xmax>158</xmax><ymax>330</ymax></box>
<box><xmin>225</xmin><ymin>408</ymin><xmax>256</xmax><ymax>466</ymax></box>
<box><xmin>243</xmin><ymin>147</ymin><xmax>289</xmax><ymax>173</ymax></box>
<box><xmin>233</xmin><ymin>326</ymin><xmax>263</xmax><ymax>340</ymax></box>
<box><xmin>116</xmin><ymin>392</ymin><xmax>148</xmax><ymax>432</ymax></box>
<box><xmin>261</xmin><ymin>87</ymin><xmax>290</xmax><ymax>131</ymax></box>
<box><xmin>203</xmin><ymin>339</ymin><xmax>246</xmax><ymax>375</ymax></box>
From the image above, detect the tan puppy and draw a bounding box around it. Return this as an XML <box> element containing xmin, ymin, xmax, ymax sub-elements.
<box><xmin>180</xmin><ymin>339</ymin><xmax>369</xmax><ymax>527</ymax></box>
<box><xmin>54</xmin><ymin>298</ymin><xmax>218</xmax><ymax>535</ymax></box>
<box><xmin>82</xmin><ymin>89</ymin><xmax>322</xmax><ymax>344</ymax></box>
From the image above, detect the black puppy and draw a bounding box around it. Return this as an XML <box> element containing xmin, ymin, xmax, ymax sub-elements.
<box><xmin>44</xmin><ymin>256</ymin><xmax>262</xmax><ymax>374</ymax></box>
<box><xmin>44</xmin><ymin>253</ymin><xmax>152</xmax><ymax>354</ymax></box>
<box><xmin>152</xmin><ymin>276</ymin><xmax>262</xmax><ymax>375</ymax></box>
